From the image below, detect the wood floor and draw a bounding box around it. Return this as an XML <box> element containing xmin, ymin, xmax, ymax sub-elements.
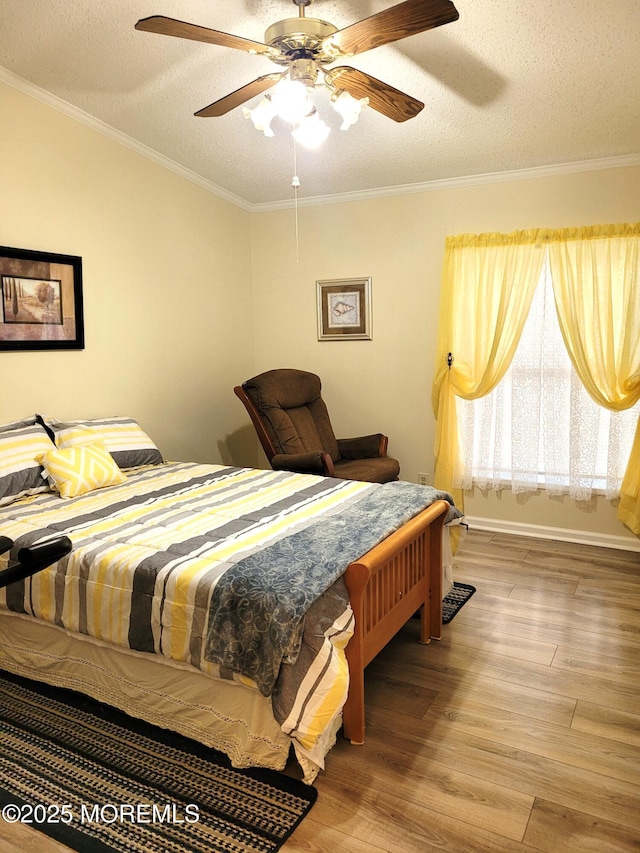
<box><xmin>288</xmin><ymin>529</ymin><xmax>640</xmax><ymax>852</ymax></box>
<box><xmin>3</xmin><ymin>529</ymin><xmax>639</xmax><ymax>852</ymax></box>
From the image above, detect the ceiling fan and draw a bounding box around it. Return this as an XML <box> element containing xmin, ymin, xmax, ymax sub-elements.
<box><xmin>135</xmin><ymin>0</ymin><xmax>459</xmax><ymax>126</ymax></box>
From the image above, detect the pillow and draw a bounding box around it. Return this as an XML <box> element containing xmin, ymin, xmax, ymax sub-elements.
<box><xmin>38</xmin><ymin>416</ymin><xmax>163</xmax><ymax>469</ymax></box>
<box><xmin>38</xmin><ymin>440</ymin><xmax>127</xmax><ymax>499</ymax></box>
<box><xmin>0</xmin><ymin>422</ymin><xmax>55</xmax><ymax>506</ymax></box>
<box><xmin>56</xmin><ymin>428</ymin><xmax>100</xmax><ymax>448</ymax></box>
<box><xmin>1</xmin><ymin>416</ymin><xmax>37</xmax><ymax>431</ymax></box>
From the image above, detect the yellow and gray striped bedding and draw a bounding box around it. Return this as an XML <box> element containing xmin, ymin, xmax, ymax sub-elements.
<box><xmin>0</xmin><ymin>462</ymin><xmax>449</xmax><ymax>763</ymax></box>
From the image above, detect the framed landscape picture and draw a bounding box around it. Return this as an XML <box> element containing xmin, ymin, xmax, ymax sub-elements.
<box><xmin>317</xmin><ymin>277</ymin><xmax>372</xmax><ymax>341</ymax></box>
<box><xmin>0</xmin><ymin>246</ymin><xmax>84</xmax><ymax>351</ymax></box>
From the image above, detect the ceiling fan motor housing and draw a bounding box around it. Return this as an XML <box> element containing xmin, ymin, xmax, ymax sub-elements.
<box><xmin>265</xmin><ymin>18</ymin><xmax>339</xmax><ymax>65</ymax></box>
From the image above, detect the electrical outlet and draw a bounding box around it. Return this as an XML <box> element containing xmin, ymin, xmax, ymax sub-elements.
<box><xmin>418</xmin><ymin>472</ymin><xmax>430</xmax><ymax>486</ymax></box>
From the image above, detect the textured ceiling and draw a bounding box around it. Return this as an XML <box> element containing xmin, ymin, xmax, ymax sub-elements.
<box><xmin>1</xmin><ymin>0</ymin><xmax>639</xmax><ymax>208</ymax></box>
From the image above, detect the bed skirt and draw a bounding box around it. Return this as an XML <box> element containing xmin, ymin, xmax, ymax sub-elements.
<box><xmin>0</xmin><ymin>610</ymin><xmax>336</xmax><ymax>783</ymax></box>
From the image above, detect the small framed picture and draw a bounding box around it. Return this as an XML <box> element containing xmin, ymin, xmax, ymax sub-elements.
<box><xmin>0</xmin><ymin>245</ymin><xmax>84</xmax><ymax>351</ymax></box>
<box><xmin>317</xmin><ymin>277</ymin><xmax>372</xmax><ymax>341</ymax></box>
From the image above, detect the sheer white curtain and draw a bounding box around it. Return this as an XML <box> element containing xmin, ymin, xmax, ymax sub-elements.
<box><xmin>456</xmin><ymin>261</ymin><xmax>640</xmax><ymax>501</ymax></box>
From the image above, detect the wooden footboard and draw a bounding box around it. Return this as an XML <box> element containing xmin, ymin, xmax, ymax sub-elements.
<box><xmin>342</xmin><ymin>499</ymin><xmax>449</xmax><ymax>744</ymax></box>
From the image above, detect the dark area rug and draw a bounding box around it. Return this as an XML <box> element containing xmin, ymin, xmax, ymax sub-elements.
<box><xmin>442</xmin><ymin>581</ymin><xmax>477</xmax><ymax>623</ymax></box>
<box><xmin>0</xmin><ymin>670</ymin><xmax>316</xmax><ymax>853</ymax></box>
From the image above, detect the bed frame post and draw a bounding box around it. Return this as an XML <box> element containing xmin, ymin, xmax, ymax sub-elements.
<box><xmin>342</xmin><ymin>500</ymin><xmax>448</xmax><ymax>745</ymax></box>
<box><xmin>341</xmin><ymin>563</ymin><xmax>369</xmax><ymax>744</ymax></box>
<box><xmin>428</xmin><ymin>507</ymin><xmax>444</xmax><ymax>642</ymax></box>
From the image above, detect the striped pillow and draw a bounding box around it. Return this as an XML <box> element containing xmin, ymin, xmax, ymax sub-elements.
<box><xmin>38</xmin><ymin>440</ymin><xmax>127</xmax><ymax>499</ymax></box>
<box><xmin>1</xmin><ymin>416</ymin><xmax>37</xmax><ymax>430</ymax></box>
<box><xmin>0</xmin><ymin>422</ymin><xmax>54</xmax><ymax>506</ymax></box>
<box><xmin>40</xmin><ymin>416</ymin><xmax>163</xmax><ymax>469</ymax></box>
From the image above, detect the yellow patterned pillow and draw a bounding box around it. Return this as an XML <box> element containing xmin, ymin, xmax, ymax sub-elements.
<box><xmin>38</xmin><ymin>440</ymin><xmax>127</xmax><ymax>499</ymax></box>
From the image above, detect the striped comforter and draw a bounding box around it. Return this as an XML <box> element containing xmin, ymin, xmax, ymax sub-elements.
<box><xmin>0</xmin><ymin>462</ymin><xmax>454</xmax><ymax>760</ymax></box>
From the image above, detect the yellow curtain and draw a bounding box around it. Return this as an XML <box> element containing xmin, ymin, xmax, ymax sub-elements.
<box><xmin>619</xmin><ymin>419</ymin><xmax>640</xmax><ymax>534</ymax></box>
<box><xmin>547</xmin><ymin>223</ymin><xmax>640</xmax><ymax>534</ymax></box>
<box><xmin>431</xmin><ymin>230</ymin><xmax>547</xmax><ymax>509</ymax></box>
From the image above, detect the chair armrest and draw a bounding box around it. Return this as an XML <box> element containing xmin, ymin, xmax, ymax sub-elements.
<box><xmin>338</xmin><ymin>433</ymin><xmax>388</xmax><ymax>460</ymax></box>
<box><xmin>271</xmin><ymin>451</ymin><xmax>335</xmax><ymax>476</ymax></box>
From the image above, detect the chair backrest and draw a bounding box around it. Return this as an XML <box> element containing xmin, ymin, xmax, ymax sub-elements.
<box><xmin>235</xmin><ymin>369</ymin><xmax>340</xmax><ymax>462</ymax></box>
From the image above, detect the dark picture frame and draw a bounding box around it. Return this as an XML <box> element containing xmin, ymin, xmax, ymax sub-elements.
<box><xmin>0</xmin><ymin>246</ymin><xmax>84</xmax><ymax>351</ymax></box>
<box><xmin>317</xmin><ymin>277</ymin><xmax>372</xmax><ymax>341</ymax></box>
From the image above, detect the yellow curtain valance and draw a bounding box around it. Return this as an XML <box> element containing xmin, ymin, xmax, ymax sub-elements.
<box><xmin>445</xmin><ymin>222</ymin><xmax>640</xmax><ymax>250</ymax></box>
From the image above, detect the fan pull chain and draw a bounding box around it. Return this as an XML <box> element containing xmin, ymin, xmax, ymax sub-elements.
<box><xmin>292</xmin><ymin>134</ymin><xmax>300</xmax><ymax>263</ymax></box>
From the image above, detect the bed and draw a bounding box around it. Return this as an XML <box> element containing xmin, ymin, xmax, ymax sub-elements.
<box><xmin>0</xmin><ymin>415</ymin><xmax>461</xmax><ymax>782</ymax></box>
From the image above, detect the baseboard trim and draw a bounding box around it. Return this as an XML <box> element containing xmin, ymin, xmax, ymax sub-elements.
<box><xmin>464</xmin><ymin>515</ymin><xmax>640</xmax><ymax>553</ymax></box>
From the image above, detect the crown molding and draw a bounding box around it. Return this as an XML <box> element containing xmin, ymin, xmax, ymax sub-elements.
<box><xmin>3</xmin><ymin>65</ymin><xmax>638</xmax><ymax>215</ymax></box>
<box><xmin>251</xmin><ymin>153</ymin><xmax>640</xmax><ymax>212</ymax></box>
<box><xmin>0</xmin><ymin>66</ymin><xmax>252</xmax><ymax>212</ymax></box>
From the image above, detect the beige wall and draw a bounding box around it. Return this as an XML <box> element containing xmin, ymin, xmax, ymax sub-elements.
<box><xmin>250</xmin><ymin>165</ymin><xmax>640</xmax><ymax>547</ymax></box>
<box><xmin>0</xmin><ymin>81</ymin><xmax>257</xmax><ymax>466</ymax></box>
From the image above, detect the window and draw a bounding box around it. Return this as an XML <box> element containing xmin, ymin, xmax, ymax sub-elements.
<box><xmin>456</xmin><ymin>260</ymin><xmax>640</xmax><ymax>501</ymax></box>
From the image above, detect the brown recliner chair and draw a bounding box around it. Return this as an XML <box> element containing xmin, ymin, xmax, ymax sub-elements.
<box><xmin>234</xmin><ymin>369</ymin><xmax>400</xmax><ymax>483</ymax></box>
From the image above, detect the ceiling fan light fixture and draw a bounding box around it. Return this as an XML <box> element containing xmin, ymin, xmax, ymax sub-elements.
<box><xmin>292</xmin><ymin>109</ymin><xmax>331</xmax><ymax>149</ymax></box>
<box><xmin>331</xmin><ymin>89</ymin><xmax>369</xmax><ymax>130</ymax></box>
<box><xmin>243</xmin><ymin>97</ymin><xmax>276</xmax><ymax>137</ymax></box>
<box><xmin>270</xmin><ymin>78</ymin><xmax>313</xmax><ymax>125</ymax></box>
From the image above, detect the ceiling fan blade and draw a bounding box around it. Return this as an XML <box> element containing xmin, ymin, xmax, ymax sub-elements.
<box><xmin>325</xmin><ymin>0</ymin><xmax>459</xmax><ymax>57</ymax></box>
<box><xmin>135</xmin><ymin>15</ymin><xmax>275</xmax><ymax>57</ymax></box>
<box><xmin>195</xmin><ymin>74</ymin><xmax>285</xmax><ymax>118</ymax></box>
<box><xmin>326</xmin><ymin>67</ymin><xmax>423</xmax><ymax>122</ymax></box>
